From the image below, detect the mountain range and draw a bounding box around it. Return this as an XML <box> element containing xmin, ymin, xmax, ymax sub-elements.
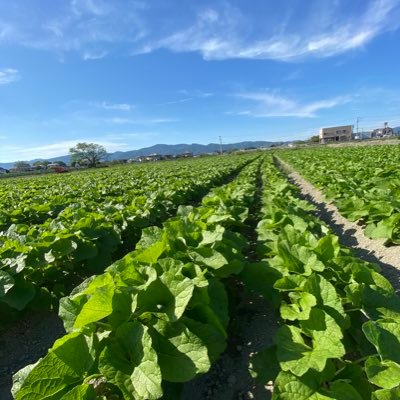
<box><xmin>0</xmin><ymin>140</ymin><xmax>279</xmax><ymax>169</ymax></box>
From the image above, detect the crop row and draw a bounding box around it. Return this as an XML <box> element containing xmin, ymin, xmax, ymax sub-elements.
<box><xmin>0</xmin><ymin>157</ymin><xmax>250</xmax><ymax>231</ymax></box>
<box><xmin>11</xmin><ymin>153</ymin><xmax>400</xmax><ymax>399</ymax></box>
<box><xmin>0</xmin><ymin>155</ymin><xmax>255</xmax><ymax>324</ymax></box>
<box><xmin>11</xmin><ymin>158</ymin><xmax>262</xmax><ymax>399</ymax></box>
<box><xmin>244</xmin><ymin>156</ymin><xmax>400</xmax><ymax>399</ymax></box>
<box><xmin>278</xmin><ymin>145</ymin><xmax>400</xmax><ymax>244</ymax></box>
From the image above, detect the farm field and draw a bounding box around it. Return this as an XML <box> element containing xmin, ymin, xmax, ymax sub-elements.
<box><xmin>5</xmin><ymin>151</ymin><xmax>400</xmax><ymax>400</ymax></box>
<box><xmin>0</xmin><ymin>155</ymin><xmax>255</xmax><ymax>326</ymax></box>
<box><xmin>278</xmin><ymin>145</ymin><xmax>400</xmax><ymax>244</ymax></box>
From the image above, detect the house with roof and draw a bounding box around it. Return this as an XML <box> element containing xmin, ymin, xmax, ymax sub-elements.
<box><xmin>371</xmin><ymin>123</ymin><xmax>395</xmax><ymax>138</ymax></box>
<box><xmin>319</xmin><ymin>125</ymin><xmax>353</xmax><ymax>144</ymax></box>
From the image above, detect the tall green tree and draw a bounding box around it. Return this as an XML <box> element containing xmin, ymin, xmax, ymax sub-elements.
<box><xmin>69</xmin><ymin>142</ymin><xmax>107</xmax><ymax>167</ymax></box>
<box><xmin>53</xmin><ymin>160</ymin><xmax>67</xmax><ymax>167</ymax></box>
<box><xmin>14</xmin><ymin>161</ymin><xmax>30</xmax><ymax>171</ymax></box>
<box><xmin>33</xmin><ymin>160</ymin><xmax>50</xmax><ymax>167</ymax></box>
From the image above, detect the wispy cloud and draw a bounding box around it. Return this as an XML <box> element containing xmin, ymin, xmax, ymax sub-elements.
<box><xmin>283</xmin><ymin>70</ymin><xmax>301</xmax><ymax>81</ymax></box>
<box><xmin>106</xmin><ymin>117</ymin><xmax>178</xmax><ymax>125</ymax></box>
<box><xmin>92</xmin><ymin>101</ymin><xmax>135</xmax><ymax>111</ymax></box>
<box><xmin>104</xmin><ymin>131</ymin><xmax>159</xmax><ymax>141</ymax></box>
<box><xmin>158</xmin><ymin>98</ymin><xmax>193</xmax><ymax>106</ymax></box>
<box><xmin>82</xmin><ymin>50</ymin><xmax>107</xmax><ymax>60</ymax></box>
<box><xmin>157</xmin><ymin>90</ymin><xmax>214</xmax><ymax>106</ymax></box>
<box><xmin>70</xmin><ymin>0</ymin><xmax>111</xmax><ymax>17</ymax></box>
<box><xmin>232</xmin><ymin>91</ymin><xmax>351</xmax><ymax>118</ymax></box>
<box><xmin>0</xmin><ymin>68</ymin><xmax>20</xmax><ymax>85</ymax></box>
<box><xmin>141</xmin><ymin>0</ymin><xmax>400</xmax><ymax>61</ymax></box>
<box><xmin>198</xmin><ymin>92</ymin><xmax>214</xmax><ymax>98</ymax></box>
<box><xmin>0</xmin><ymin>138</ymin><xmax>130</xmax><ymax>161</ymax></box>
<box><xmin>0</xmin><ymin>0</ymin><xmax>147</xmax><ymax>59</ymax></box>
<box><xmin>3</xmin><ymin>1</ymin><xmax>397</xmax><ymax>61</ymax></box>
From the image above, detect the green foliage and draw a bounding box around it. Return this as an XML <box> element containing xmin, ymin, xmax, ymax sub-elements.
<box><xmin>69</xmin><ymin>142</ymin><xmax>107</xmax><ymax>167</ymax></box>
<box><xmin>0</xmin><ymin>155</ymin><xmax>254</xmax><ymax>322</ymax></box>
<box><xmin>13</xmin><ymin>161</ymin><xmax>31</xmax><ymax>171</ymax></box>
<box><xmin>279</xmin><ymin>145</ymin><xmax>400</xmax><ymax>244</ymax></box>
<box><xmin>12</xmin><ymin>159</ymin><xmax>260</xmax><ymax>399</ymax></box>
<box><xmin>244</xmin><ymin>157</ymin><xmax>400</xmax><ymax>399</ymax></box>
<box><xmin>12</xmin><ymin>153</ymin><xmax>400</xmax><ymax>398</ymax></box>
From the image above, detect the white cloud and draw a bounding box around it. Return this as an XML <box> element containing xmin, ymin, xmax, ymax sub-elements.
<box><xmin>0</xmin><ymin>21</ymin><xmax>16</xmax><ymax>40</ymax></box>
<box><xmin>1</xmin><ymin>1</ymin><xmax>399</xmax><ymax>61</ymax></box>
<box><xmin>106</xmin><ymin>117</ymin><xmax>179</xmax><ymax>125</ymax></box>
<box><xmin>0</xmin><ymin>139</ymin><xmax>129</xmax><ymax>161</ymax></box>
<box><xmin>106</xmin><ymin>117</ymin><xmax>132</xmax><ymax>124</ymax></box>
<box><xmin>143</xmin><ymin>0</ymin><xmax>400</xmax><ymax>61</ymax></box>
<box><xmin>0</xmin><ymin>1</ymin><xmax>147</xmax><ymax>59</ymax></box>
<box><xmin>93</xmin><ymin>101</ymin><xmax>134</xmax><ymax>111</ymax></box>
<box><xmin>283</xmin><ymin>70</ymin><xmax>301</xmax><ymax>81</ymax></box>
<box><xmin>233</xmin><ymin>91</ymin><xmax>351</xmax><ymax>118</ymax></box>
<box><xmin>158</xmin><ymin>98</ymin><xmax>193</xmax><ymax>106</ymax></box>
<box><xmin>149</xmin><ymin>118</ymin><xmax>179</xmax><ymax>124</ymax></box>
<box><xmin>70</xmin><ymin>0</ymin><xmax>111</xmax><ymax>17</ymax></box>
<box><xmin>104</xmin><ymin>131</ymin><xmax>159</xmax><ymax>141</ymax></box>
<box><xmin>0</xmin><ymin>68</ymin><xmax>20</xmax><ymax>85</ymax></box>
<box><xmin>198</xmin><ymin>92</ymin><xmax>214</xmax><ymax>98</ymax></box>
<box><xmin>82</xmin><ymin>50</ymin><xmax>107</xmax><ymax>60</ymax></box>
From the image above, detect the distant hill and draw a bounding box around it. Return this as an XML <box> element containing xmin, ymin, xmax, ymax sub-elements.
<box><xmin>0</xmin><ymin>140</ymin><xmax>278</xmax><ymax>169</ymax></box>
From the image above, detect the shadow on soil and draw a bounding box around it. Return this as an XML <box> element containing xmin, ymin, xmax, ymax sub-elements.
<box><xmin>182</xmin><ymin>291</ymin><xmax>277</xmax><ymax>400</ymax></box>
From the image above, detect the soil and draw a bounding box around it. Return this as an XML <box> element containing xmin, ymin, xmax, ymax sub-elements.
<box><xmin>276</xmin><ymin>156</ymin><xmax>400</xmax><ymax>293</ymax></box>
<box><xmin>182</xmin><ymin>290</ymin><xmax>278</xmax><ymax>400</ymax></box>
<box><xmin>0</xmin><ymin>312</ymin><xmax>65</xmax><ymax>400</ymax></box>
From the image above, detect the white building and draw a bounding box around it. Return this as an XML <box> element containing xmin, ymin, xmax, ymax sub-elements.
<box><xmin>371</xmin><ymin>122</ymin><xmax>394</xmax><ymax>138</ymax></box>
<box><xmin>319</xmin><ymin>125</ymin><xmax>353</xmax><ymax>144</ymax></box>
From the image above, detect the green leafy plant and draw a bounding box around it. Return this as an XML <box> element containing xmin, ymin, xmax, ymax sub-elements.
<box><xmin>244</xmin><ymin>157</ymin><xmax>400</xmax><ymax>399</ymax></box>
<box><xmin>12</xmin><ymin>159</ymin><xmax>261</xmax><ymax>399</ymax></box>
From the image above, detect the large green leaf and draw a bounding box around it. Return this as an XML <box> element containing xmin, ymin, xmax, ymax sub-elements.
<box><xmin>304</xmin><ymin>274</ymin><xmax>348</xmax><ymax>328</ymax></box>
<box><xmin>276</xmin><ymin>311</ymin><xmax>344</xmax><ymax>377</ymax></box>
<box><xmin>273</xmin><ymin>370</ymin><xmax>363</xmax><ymax>400</ymax></box>
<box><xmin>14</xmin><ymin>332</ymin><xmax>95</xmax><ymax>400</ymax></box>
<box><xmin>73</xmin><ymin>273</ymin><xmax>116</xmax><ymax>328</ymax></box>
<box><xmin>280</xmin><ymin>292</ymin><xmax>316</xmax><ymax>321</ymax></box>
<box><xmin>365</xmin><ymin>356</ymin><xmax>400</xmax><ymax>389</ymax></box>
<box><xmin>1</xmin><ymin>277</ymin><xmax>35</xmax><ymax>311</ymax></box>
<box><xmin>0</xmin><ymin>270</ymin><xmax>14</xmax><ymax>297</ymax></box>
<box><xmin>136</xmin><ymin>261</ymin><xmax>194</xmax><ymax>322</ymax></box>
<box><xmin>59</xmin><ymin>384</ymin><xmax>96</xmax><ymax>400</ymax></box>
<box><xmin>363</xmin><ymin>320</ymin><xmax>400</xmax><ymax>363</ymax></box>
<box><xmin>150</xmin><ymin>320</ymin><xmax>210</xmax><ymax>382</ymax></box>
<box><xmin>99</xmin><ymin>321</ymin><xmax>163</xmax><ymax>400</ymax></box>
<box><xmin>372</xmin><ymin>387</ymin><xmax>400</xmax><ymax>400</ymax></box>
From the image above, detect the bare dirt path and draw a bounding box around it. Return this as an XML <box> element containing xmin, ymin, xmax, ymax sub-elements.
<box><xmin>182</xmin><ymin>289</ymin><xmax>277</xmax><ymax>400</ymax></box>
<box><xmin>275</xmin><ymin>156</ymin><xmax>400</xmax><ymax>293</ymax></box>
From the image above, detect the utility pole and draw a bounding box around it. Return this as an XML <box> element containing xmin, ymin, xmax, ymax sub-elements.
<box><xmin>356</xmin><ymin>117</ymin><xmax>359</xmax><ymax>134</ymax></box>
<box><xmin>219</xmin><ymin>136</ymin><xmax>223</xmax><ymax>155</ymax></box>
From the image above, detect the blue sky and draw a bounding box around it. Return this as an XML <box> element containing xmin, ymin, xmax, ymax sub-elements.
<box><xmin>1</xmin><ymin>0</ymin><xmax>400</xmax><ymax>161</ymax></box>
